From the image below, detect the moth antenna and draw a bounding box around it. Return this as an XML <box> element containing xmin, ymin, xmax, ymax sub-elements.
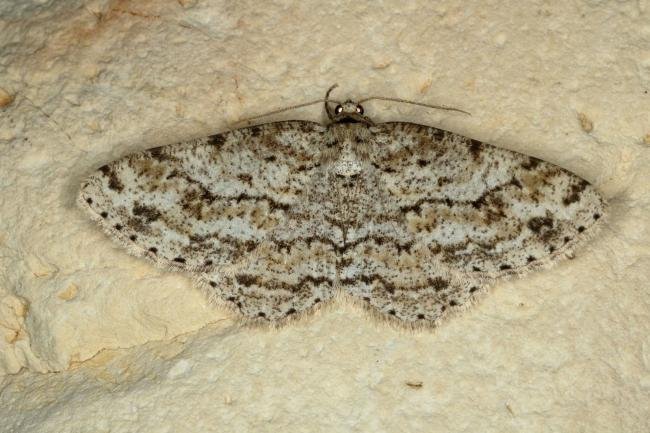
<box><xmin>324</xmin><ymin>83</ymin><xmax>339</xmax><ymax>121</ymax></box>
<box><xmin>237</xmin><ymin>95</ymin><xmax>342</xmax><ymax>125</ymax></box>
<box><xmin>357</xmin><ymin>96</ymin><xmax>471</xmax><ymax>116</ymax></box>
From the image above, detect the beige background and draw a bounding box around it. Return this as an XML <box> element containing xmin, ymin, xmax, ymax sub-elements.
<box><xmin>1</xmin><ymin>0</ymin><xmax>649</xmax><ymax>431</ymax></box>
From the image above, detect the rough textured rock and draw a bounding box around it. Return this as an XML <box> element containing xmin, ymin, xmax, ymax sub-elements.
<box><xmin>0</xmin><ymin>0</ymin><xmax>649</xmax><ymax>431</ymax></box>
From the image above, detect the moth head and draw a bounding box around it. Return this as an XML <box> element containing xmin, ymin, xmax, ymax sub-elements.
<box><xmin>332</xmin><ymin>100</ymin><xmax>372</xmax><ymax>125</ymax></box>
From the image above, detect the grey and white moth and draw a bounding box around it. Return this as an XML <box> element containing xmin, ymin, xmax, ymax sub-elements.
<box><xmin>78</xmin><ymin>88</ymin><xmax>605</xmax><ymax>327</ymax></box>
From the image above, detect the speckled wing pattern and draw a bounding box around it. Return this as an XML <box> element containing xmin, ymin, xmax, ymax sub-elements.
<box><xmin>339</xmin><ymin>122</ymin><xmax>604</xmax><ymax>323</ymax></box>
<box><xmin>79</xmin><ymin>119</ymin><xmax>605</xmax><ymax>326</ymax></box>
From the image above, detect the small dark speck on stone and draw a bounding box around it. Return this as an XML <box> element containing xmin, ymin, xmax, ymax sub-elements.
<box><xmin>578</xmin><ymin>226</ymin><xmax>585</xmax><ymax>233</ymax></box>
<box><xmin>100</xmin><ymin>211</ymin><xmax>108</xmax><ymax>218</ymax></box>
<box><xmin>173</xmin><ymin>257</ymin><xmax>186</xmax><ymax>263</ymax></box>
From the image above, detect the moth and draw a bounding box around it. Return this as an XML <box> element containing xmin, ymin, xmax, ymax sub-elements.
<box><xmin>79</xmin><ymin>86</ymin><xmax>605</xmax><ymax>327</ymax></box>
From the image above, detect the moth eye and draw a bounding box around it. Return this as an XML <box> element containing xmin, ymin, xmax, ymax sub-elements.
<box><xmin>334</xmin><ymin>105</ymin><xmax>343</xmax><ymax>114</ymax></box>
<box><xmin>356</xmin><ymin>105</ymin><xmax>364</xmax><ymax>115</ymax></box>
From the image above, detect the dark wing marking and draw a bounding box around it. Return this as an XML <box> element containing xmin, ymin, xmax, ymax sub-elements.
<box><xmin>371</xmin><ymin>122</ymin><xmax>605</xmax><ymax>279</ymax></box>
<box><xmin>79</xmin><ymin>121</ymin><xmax>327</xmax><ymax>272</ymax></box>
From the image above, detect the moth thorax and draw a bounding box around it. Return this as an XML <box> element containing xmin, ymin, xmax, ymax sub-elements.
<box><xmin>333</xmin><ymin>147</ymin><xmax>362</xmax><ymax>177</ymax></box>
<box><xmin>334</xmin><ymin>159</ymin><xmax>362</xmax><ymax>177</ymax></box>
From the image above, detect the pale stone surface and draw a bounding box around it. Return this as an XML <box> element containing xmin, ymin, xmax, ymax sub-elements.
<box><xmin>0</xmin><ymin>0</ymin><xmax>649</xmax><ymax>431</ymax></box>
